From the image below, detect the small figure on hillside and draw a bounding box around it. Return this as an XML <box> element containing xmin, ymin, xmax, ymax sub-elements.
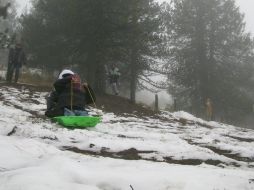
<box><xmin>108</xmin><ymin>64</ymin><xmax>121</xmax><ymax>95</ymax></box>
<box><xmin>45</xmin><ymin>69</ymin><xmax>96</xmax><ymax>118</ymax></box>
<box><xmin>205</xmin><ymin>98</ymin><xmax>213</xmax><ymax>121</ymax></box>
<box><xmin>6</xmin><ymin>42</ymin><xmax>26</xmax><ymax>83</ymax></box>
<box><xmin>0</xmin><ymin>2</ymin><xmax>11</xmax><ymax>19</ymax></box>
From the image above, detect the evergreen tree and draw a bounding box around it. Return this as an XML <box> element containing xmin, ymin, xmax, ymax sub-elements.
<box><xmin>119</xmin><ymin>0</ymin><xmax>163</xmax><ymax>103</ymax></box>
<box><xmin>166</xmin><ymin>0</ymin><xmax>254</xmax><ymax>121</ymax></box>
<box><xmin>0</xmin><ymin>0</ymin><xmax>16</xmax><ymax>48</ymax></box>
<box><xmin>21</xmin><ymin>0</ymin><xmax>164</xmax><ymax>99</ymax></box>
<box><xmin>21</xmin><ymin>0</ymin><xmax>134</xmax><ymax>92</ymax></box>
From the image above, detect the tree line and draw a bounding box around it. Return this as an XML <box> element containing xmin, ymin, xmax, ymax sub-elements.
<box><xmin>19</xmin><ymin>0</ymin><xmax>254</xmax><ymax>125</ymax></box>
<box><xmin>0</xmin><ymin>0</ymin><xmax>17</xmax><ymax>48</ymax></box>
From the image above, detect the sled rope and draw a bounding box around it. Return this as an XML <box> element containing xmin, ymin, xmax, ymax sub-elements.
<box><xmin>86</xmin><ymin>85</ymin><xmax>97</xmax><ymax>109</ymax></box>
<box><xmin>70</xmin><ymin>79</ymin><xmax>73</xmax><ymax>111</ymax></box>
<box><xmin>83</xmin><ymin>80</ymin><xmax>102</xmax><ymax>116</ymax></box>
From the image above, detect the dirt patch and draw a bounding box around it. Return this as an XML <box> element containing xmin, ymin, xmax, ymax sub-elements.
<box><xmin>116</xmin><ymin>148</ymin><xmax>155</xmax><ymax>160</ymax></box>
<box><xmin>62</xmin><ymin>146</ymin><xmax>242</xmax><ymax>167</ymax></box>
<box><xmin>225</xmin><ymin>135</ymin><xmax>254</xmax><ymax>143</ymax></box>
<box><xmin>164</xmin><ymin>157</ymin><xmax>224</xmax><ymax>166</ymax></box>
<box><xmin>96</xmin><ymin>94</ymin><xmax>158</xmax><ymax>117</ymax></box>
<box><xmin>0</xmin><ymin>82</ymin><xmax>52</xmax><ymax>92</ymax></box>
<box><xmin>7</xmin><ymin>126</ymin><xmax>18</xmax><ymax>136</ymax></box>
<box><xmin>40</xmin><ymin>136</ymin><xmax>58</xmax><ymax>141</ymax></box>
<box><xmin>117</xmin><ymin>134</ymin><xmax>143</xmax><ymax>140</ymax></box>
<box><xmin>183</xmin><ymin>139</ymin><xmax>253</xmax><ymax>163</ymax></box>
<box><xmin>62</xmin><ymin>146</ymin><xmax>156</xmax><ymax>160</ymax></box>
<box><xmin>204</xmin><ymin>146</ymin><xmax>254</xmax><ymax>162</ymax></box>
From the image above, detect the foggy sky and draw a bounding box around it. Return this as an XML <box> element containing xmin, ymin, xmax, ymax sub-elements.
<box><xmin>17</xmin><ymin>0</ymin><xmax>254</xmax><ymax>35</ymax></box>
<box><xmin>235</xmin><ymin>0</ymin><xmax>254</xmax><ymax>34</ymax></box>
<box><xmin>156</xmin><ymin>0</ymin><xmax>254</xmax><ymax>35</ymax></box>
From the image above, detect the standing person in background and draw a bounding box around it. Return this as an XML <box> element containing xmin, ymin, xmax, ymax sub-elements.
<box><xmin>205</xmin><ymin>98</ymin><xmax>213</xmax><ymax>121</ymax></box>
<box><xmin>108</xmin><ymin>64</ymin><xmax>121</xmax><ymax>95</ymax></box>
<box><xmin>6</xmin><ymin>42</ymin><xmax>26</xmax><ymax>83</ymax></box>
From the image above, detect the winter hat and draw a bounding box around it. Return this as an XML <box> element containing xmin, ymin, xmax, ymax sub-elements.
<box><xmin>58</xmin><ymin>69</ymin><xmax>74</xmax><ymax>79</ymax></box>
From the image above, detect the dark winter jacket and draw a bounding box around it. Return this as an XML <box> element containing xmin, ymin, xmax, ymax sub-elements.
<box><xmin>53</xmin><ymin>76</ymin><xmax>96</xmax><ymax>110</ymax></box>
<box><xmin>8</xmin><ymin>47</ymin><xmax>26</xmax><ymax>68</ymax></box>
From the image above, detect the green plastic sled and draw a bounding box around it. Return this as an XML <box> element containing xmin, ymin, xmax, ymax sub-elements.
<box><xmin>53</xmin><ymin>116</ymin><xmax>101</xmax><ymax>129</ymax></box>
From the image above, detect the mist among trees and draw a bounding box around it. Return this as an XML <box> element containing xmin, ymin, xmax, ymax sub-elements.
<box><xmin>4</xmin><ymin>0</ymin><xmax>254</xmax><ymax>126</ymax></box>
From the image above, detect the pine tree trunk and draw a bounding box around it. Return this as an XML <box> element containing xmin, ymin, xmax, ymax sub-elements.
<box><xmin>130</xmin><ymin>49</ymin><xmax>138</xmax><ymax>104</ymax></box>
<box><xmin>94</xmin><ymin>62</ymin><xmax>106</xmax><ymax>95</ymax></box>
<box><xmin>130</xmin><ymin>67</ymin><xmax>137</xmax><ymax>103</ymax></box>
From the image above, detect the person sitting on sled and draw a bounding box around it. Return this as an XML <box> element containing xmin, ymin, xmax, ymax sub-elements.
<box><xmin>45</xmin><ymin>69</ymin><xmax>96</xmax><ymax>118</ymax></box>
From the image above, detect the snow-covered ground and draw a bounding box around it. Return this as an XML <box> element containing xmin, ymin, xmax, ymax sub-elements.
<box><xmin>0</xmin><ymin>83</ymin><xmax>253</xmax><ymax>190</ymax></box>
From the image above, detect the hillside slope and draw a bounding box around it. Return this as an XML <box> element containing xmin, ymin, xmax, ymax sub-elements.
<box><xmin>0</xmin><ymin>83</ymin><xmax>253</xmax><ymax>190</ymax></box>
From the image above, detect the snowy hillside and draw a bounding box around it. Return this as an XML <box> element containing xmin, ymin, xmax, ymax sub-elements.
<box><xmin>0</xmin><ymin>83</ymin><xmax>253</xmax><ymax>190</ymax></box>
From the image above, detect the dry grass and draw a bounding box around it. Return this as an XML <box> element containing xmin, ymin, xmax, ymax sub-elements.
<box><xmin>19</xmin><ymin>70</ymin><xmax>55</xmax><ymax>87</ymax></box>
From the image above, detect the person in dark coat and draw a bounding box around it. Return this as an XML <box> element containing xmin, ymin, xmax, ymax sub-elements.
<box><xmin>45</xmin><ymin>69</ymin><xmax>96</xmax><ymax>118</ymax></box>
<box><xmin>6</xmin><ymin>42</ymin><xmax>26</xmax><ymax>83</ymax></box>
